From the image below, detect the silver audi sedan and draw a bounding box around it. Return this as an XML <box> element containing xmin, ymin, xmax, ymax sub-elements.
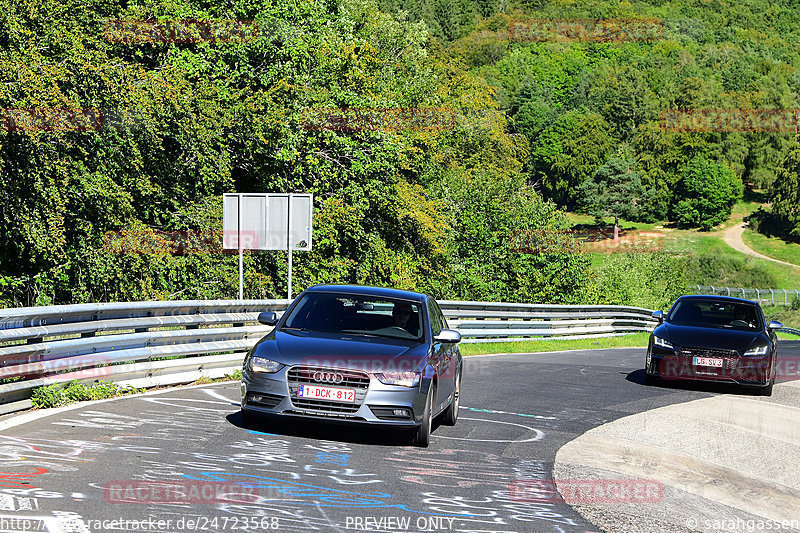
<box><xmin>240</xmin><ymin>284</ymin><xmax>463</xmax><ymax>447</ymax></box>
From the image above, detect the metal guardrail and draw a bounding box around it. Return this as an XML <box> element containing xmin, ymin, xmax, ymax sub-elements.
<box><xmin>695</xmin><ymin>285</ymin><xmax>800</xmax><ymax>306</ymax></box>
<box><xmin>0</xmin><ymin>298</ymin><xmax>794</xmax><ymax>410</ymax></box>
<box><xmin>0</xmin><ymin>299</ymin><xmax>659</xmax><ymax>407</ymax></box>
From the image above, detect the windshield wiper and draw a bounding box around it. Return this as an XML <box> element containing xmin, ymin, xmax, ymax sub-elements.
<box><xmin>341</xmin><ymin>330</ymin><xmax>381</xmax><ymax>337</ymax></box>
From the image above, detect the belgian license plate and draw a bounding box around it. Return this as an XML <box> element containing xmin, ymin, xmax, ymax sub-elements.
<box><xmin>297</xmin><ymin>384</ymin><xmax>355</xmax><ymax>403</ymax></box>
<box><xmin>693</xmin><ymin>357</ymin><xmax>723</xmax><ymax>367</ymax></box>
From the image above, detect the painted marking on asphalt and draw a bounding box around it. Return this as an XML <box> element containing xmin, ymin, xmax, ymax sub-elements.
<box><xmin>203</xmin><ymin>389</ymin><xmax>240</xmax><ymax>404</ymax></box>
<box><xmin>434</xmin><ymin>417</ymin><xmax>544</xmax><ymax>443</ymax></box>
<box><xmin>461</xmin><ymin>406</ymin><xmax>557</xmax><ymax>420</ymax></box>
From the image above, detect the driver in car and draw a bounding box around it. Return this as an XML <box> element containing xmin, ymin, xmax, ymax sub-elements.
<box><xmin>392</xmin><ymin>302</ymin><xmax>414</xmax><ymax>332</ymax></box>
<box><xmin>732</xmin><ymin>306</ymin><xmax>753</xmax><ymax>327</ymax></box>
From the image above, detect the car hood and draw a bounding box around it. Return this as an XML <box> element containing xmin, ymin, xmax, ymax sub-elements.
<box><xmin>252</xmin><ymin>329</ymin><xmax>429</xmax><ymax>373</ymax></box>
<box><xmin>656</xmin><ymin>323</ymin><xmax>767</xmax><ymax>351</ymax></box>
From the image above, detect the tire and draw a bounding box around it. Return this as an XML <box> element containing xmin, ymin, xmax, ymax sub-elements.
<box><xmin>411</xmin><ymin>383</ymin><xmax>435</xmax><ymax>448</ymax></box>
<box><xmin>440</xmin><ymin>370</ymin><xmax>461</xmax><ymax>426</ymax></box>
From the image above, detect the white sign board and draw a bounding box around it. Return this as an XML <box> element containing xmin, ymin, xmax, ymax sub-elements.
<box><xmin>222</xmin><ymin>193</ymin><xmax>313</xmax><ymax>299</ymax></box>
<box><xmin>223</xmin><ymin>193</ymin><xmax>312</xmax><ymax>251</ymax></box>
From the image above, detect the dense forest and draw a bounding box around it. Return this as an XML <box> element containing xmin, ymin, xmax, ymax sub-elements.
<box><xmin>1</xmin><ymin>0</ymin><xmax>799</xmax><ymax>308</ymax></box>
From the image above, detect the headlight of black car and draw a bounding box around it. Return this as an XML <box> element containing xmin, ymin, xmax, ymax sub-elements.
<box><xmin>742</xmin><ymin>345</ymin><xmax>769</xmax><ymax>356</ymax></box>
<box><xmin>653</xmin><ymin>336</ymin><xmax>674</xmax><ymax>350</ymax></box>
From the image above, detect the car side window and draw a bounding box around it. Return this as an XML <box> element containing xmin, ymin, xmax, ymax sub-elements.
<box><xmin>427</xmin><ymin>300</ymin><xmax>442</xmax><ymax>336</ymax></box>
<box><xmin>433</xmin><ymin>301</ymin><xmax>448</xmax><ymax>330</ymax></box>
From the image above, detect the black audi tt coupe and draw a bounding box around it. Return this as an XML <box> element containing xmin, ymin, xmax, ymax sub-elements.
<box><xmin>645</xmin><ymin>295</ymin><xmax>783</xmax><ymax>395</ymax></box>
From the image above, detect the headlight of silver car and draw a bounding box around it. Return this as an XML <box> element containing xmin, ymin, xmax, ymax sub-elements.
<box><xmin>375</xmin><ymin>371</ymin><xmax>421</xmax><ymax>387</ymax></box>
<box><xmin>653</xmin><ymin>336</ymin><xmax>673</xmax><ymax>349</ymax></box>
<box><xmin>249</xmin><ymin>356</ymin><xmax>284</xmax><ymax>373</ymax></box>
<box><xmin>743</xmin><ymin>345</ymin><xmax>768</xmax><ymax>356</ymax></box>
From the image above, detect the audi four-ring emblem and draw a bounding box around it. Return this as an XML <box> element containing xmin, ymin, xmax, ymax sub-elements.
<box><xmin>313</xmin><ymin>371</ymin><xmax>344</xmax><ymax>384</ymax></box>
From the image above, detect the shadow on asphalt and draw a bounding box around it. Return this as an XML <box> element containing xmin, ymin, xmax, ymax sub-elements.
<box><xmin>625</xmin><ymin>368</ymin><xmax>767</xmax><ymax>396</ymax></box>
<box><xmin>225</xmin><ymin>411</ymin><xmax>439</xmax><ymax>447</ymax></box>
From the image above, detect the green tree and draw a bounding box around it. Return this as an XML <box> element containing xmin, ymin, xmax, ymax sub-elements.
<box><xmin>672</xmin><ymin>156</ymin><xmax>743</xmax><ymax>230</ymax></box>
<box><xmin>578</xmin><ymin>157</ymin><xmax>653</xmax><ymax>222</ymax></box>
<box><xmin>531</xmin><ymin>110</ymin><xmax>614</xmax><ymax>206</ymax></box>
<box><xmin>770</xmin><ymin>144</ymin><xmax>800</xmax><ymax>240</ymax></box>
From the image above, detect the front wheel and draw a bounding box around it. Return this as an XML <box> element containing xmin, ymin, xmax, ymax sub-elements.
<box><xmin>411</xmin><ymin>384</ymin><xmax>434</xmax><ymax>448</ymax></box>
<box><xmin>440</xmin><ymin>370</ymin><xmax>461</xmax><ymax>426</ymax></box>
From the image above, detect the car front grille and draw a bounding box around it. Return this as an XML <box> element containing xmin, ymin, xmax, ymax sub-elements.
<box><xmin>677</xmin><ymin>346</ymin><xmax>740</xmax><ymax>375</ymax></box>
<box><xmin>678</xmin><ymin>347</ymin><xmax>739</xmax><ymax>359</ymax></box>
<box><xmin>287</xmin><ymin>366</ymin><xmax>370</xmax><ymax>414</ymax></box>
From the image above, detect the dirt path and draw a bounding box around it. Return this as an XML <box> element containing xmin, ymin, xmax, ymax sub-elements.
<box><xmin>723</xmin><ymin>221</ymin><xmax>800</xmax><ymax>269</ymax></box>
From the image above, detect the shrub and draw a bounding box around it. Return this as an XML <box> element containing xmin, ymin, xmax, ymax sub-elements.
<box><xmin>672</xmin><ymin>156</ymin><xmax>743</xmax><ymax>230</ymax></box>
<box><xmin>31</xmin><ymin>380</ymin><xmax>142</xmax><ymax>409</ymax></box>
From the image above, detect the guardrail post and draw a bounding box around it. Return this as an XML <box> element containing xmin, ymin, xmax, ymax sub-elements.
<box><xmin>770</xmin><ymin>289</ymin><xmax>774</xmax><ymax>305</ymax></box>
<box><xmin>741</xmin><ymin>288</ymin><xmax>745</xmax><ymax>298</ymax></box>
<box><xmin>727</xmin><ymin>287</ymin><xmax>730</xmax><ymax>297</ymax></box>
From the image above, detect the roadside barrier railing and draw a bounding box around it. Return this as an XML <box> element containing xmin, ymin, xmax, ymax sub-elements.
<box><xmin>695</xmin><ymin>285</ymin><xmax>800</xmax><ymax>306</ymax></box>
<box><xmin>0</xmin><ymin>299</ymin><xmax>795</xmax><ymax>410</ymax></box>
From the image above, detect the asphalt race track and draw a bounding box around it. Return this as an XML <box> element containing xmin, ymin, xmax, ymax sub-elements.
<box><xmin>0</xmin><ymin>343</ymin><xmax>798</xmax><ymax>533</ymax></box>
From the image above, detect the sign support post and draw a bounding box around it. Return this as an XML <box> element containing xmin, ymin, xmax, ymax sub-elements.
<box><xmin>237</xmin><ymin>195</ymin><xmax>244</xmax><ymax>299</ymax></box>
<box><xmin>287</xmin><ymin>193</ymin><xmax>293</xmax><ymax>299</ymax></box>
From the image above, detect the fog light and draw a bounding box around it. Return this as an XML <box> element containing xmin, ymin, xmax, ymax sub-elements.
<box><xmin>393</xmin><ymin>409</ymin><xmax>409</xmax><ymax>417</ymax></box>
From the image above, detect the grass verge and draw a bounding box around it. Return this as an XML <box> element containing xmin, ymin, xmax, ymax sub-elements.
<box><xmin>460</xmin><ymin>332</ymin><xmax>651</xmax><ymax>356</ymax></box>
<box><xmin>192</xmin><ymin>369</ymin><xmax>242</xmax><ymax>385</ymax></box>
<box><xmin>31</xmin><ymin>380</ymin><xmax>144</xmax><ymax>409</ymax></box>
<box><xmin>742</xmin><ymin>228</ymin><xmax>800</xmax><ymax>268</ymax></box>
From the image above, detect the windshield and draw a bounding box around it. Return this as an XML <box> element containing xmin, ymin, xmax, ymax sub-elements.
<box><xmin>667</xmin><ymin>300</ymin><xmax>762</xmax><ymax>330</ymax></box>
<box><xmin>281</xmin><ymin>292</ymin><xmax>424</xmax><ymax>341</ymax></box>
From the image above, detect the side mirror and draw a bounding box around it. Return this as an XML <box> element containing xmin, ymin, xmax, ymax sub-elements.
<box><xmin>768</xmin><ymin>320</ymin><xmax>783</xmax><ymax>331</ymax></box>
<box><xmin>257</xmin><ymin>311</ymin><xmax>278</xmax><ymax>326</ymax></box>
<box><xmin>651</xmin><ymin>310</ymin><xmax>663</xmax><ymax>322</ymax></box>
<box><xmin>434</xmin><ymin>329</ymin><xmax>462</xmax><ymax>343</ymax></box>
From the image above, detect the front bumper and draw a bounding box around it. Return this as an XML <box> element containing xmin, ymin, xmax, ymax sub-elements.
<box><xmin>240</xmin><ymin>365</ymin><xmax>428</xmax><ymax>427</ymax></box>
<box><xmin>646</xmin><ymin>346</ymin><xmax>773</xmax><ymax>386</ymax></box>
